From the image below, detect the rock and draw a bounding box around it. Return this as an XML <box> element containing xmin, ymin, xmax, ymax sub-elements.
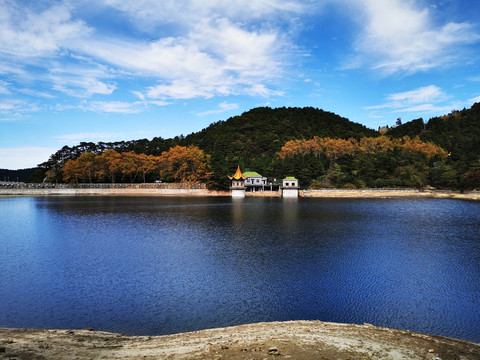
<box><xmin>268</xmin><ymin>346</ymin><xmax>280</xmax><ymax>356</ymax></box>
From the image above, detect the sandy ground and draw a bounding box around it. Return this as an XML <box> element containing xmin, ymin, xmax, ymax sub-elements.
<box><xmin>301</xmin><ymin>189</ymin><xmax>479</xmax><ymax>201</ymax></box>
<box><xmin>1</xmin><ymin>321</ymin><xmax>479</xmax><ymax>360</ymax></box>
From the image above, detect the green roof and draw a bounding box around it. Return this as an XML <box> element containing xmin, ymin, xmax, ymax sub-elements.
<box><xmin>283</xmin><ymin>176</ymin><xmax>298</xmax><ymax>181</ymax></box>
<box><xmin>243</xmin><ymin>171</ymin><xmax>262</xmax><ymax>178</ymax></box>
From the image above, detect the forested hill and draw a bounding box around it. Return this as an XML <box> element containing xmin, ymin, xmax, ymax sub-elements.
<box><xmin>21</xmin><ymin>104</ymin><xmax>480</xmax><ymax>190</ymax></box>
<box><xmin>388</xmin><ymin>103</ymin><xmax>480</xmax><ymax>164</ymax></box>
<box><xmin>387</xmin><ymin>102</ymin><xmax>480</xmax><ymax>189</ymax></box>
<box><xmin>184</xmin><ymin>106</ymin><xmax>378</xmax><ymax>157</ymax></box>
<box><xmin>34</xmin><ymin>106</ymin><xmax>377</xmax><ymax>184</ymax></box>
<box><xmin>182</xmin><ymin>107</ymin><xmax>378</xmax><ymax>188</ymax></box>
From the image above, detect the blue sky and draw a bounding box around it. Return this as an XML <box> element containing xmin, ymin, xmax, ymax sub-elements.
<box><xmin>1</xmin><ymin>0</ymin><xmax>480</xmax><ymax>169</ymax></box>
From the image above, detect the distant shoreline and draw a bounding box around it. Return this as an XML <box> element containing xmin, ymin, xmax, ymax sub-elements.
<box><xmin>303</xmin><ymin>188</ymin><xmax>480</xmax><ymax>201</ymax></box>
<box><xmin>0</xmin><ymin>186</ymin><xmax>479</xmax><ymax>200</ymax></box>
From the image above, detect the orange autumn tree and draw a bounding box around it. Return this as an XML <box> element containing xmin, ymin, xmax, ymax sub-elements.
<box><xmin>137</xmin><ymin>153</ymin><xmax>160</xmax><ymax>183</ymax></box>
<box><xmin>358</xmin><ymin>136</ymin><xmax>395</xmax><ymax>154</ymax></box>
<box><xmin>95</xmin><ymin>149</ymin><xmax>123</xmax><ymax>183</ymax></box>
<box><xmin>63</xmin><ymin>158</ymin><xmax>84</xmax><ymax>183</ymax></box>
<box><xmin>61</xmin><ymin>150</ymin><xmax>162</xmax><ymax>184</ymax></box>
<box><xmin>120</xmin><ymin>151</ymin><xmax>142</xmax><ymax>183</ymax></box>
<box><xmin>158</xmin><ymin>145</ymin><xmax>210</xmax><ymax>183</ymax></box>
<box><xmin>398</xmin><ymin>136</ymin><xmax>448</xmax><ymax>160</ymax></box>
<box><xmin>278</xmin><ymin>136</ymin><xmax>360</xmax><ymax>160</ymax></box>
<box><xmin>278</xmin><ymin>136</ymin><xmax>447</xmax><ymax>161</ymax></box>
<box><xmin>63</xmin><ymin>152</ymin><xmax>97</xmax><ymax>183</ymax></box>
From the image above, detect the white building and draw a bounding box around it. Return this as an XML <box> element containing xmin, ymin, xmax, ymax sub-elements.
<box><xmin>282</xmin><ymin>176</ymin><xmax>299</xmax><ymax>198</ymax></box>
<box><xmin>243</xmin><ymin>171</ymin><xmax>267</xmax><ymax>192</ymax></box>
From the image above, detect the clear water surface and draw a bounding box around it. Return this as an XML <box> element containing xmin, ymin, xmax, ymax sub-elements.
<box><xmin>0</xmin><ymin>196</ymin><xmax>479</xmax><ymax>342</ymax></box>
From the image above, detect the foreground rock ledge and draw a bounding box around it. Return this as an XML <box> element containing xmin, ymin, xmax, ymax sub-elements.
<box><xmin>1</xmin><ymin>321</ymin><xmax>479</xmax><ymax>360</ymax></box>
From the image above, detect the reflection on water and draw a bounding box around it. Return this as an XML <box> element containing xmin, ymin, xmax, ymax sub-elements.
<box><xmin>0</xmin><ymin>196</ymin><xmax>479</xmax><ymax>342</ymax></box>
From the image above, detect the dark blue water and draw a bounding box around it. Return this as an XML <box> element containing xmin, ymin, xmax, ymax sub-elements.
<box><xmin>0</xmin><ymin>196</ymin><xmax>479</xmax><ymax>342</ymax></box>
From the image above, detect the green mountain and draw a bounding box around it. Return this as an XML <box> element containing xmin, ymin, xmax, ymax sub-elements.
<box><xmin>387</xmin><ymin>102</ymin><xmax>480</xmax><ymax>189</ymax></box>
<box><xmin>182</xmin><ymin>107</ymin><xmax>378</xmax><ymax>188</ymax></box>
<box><xmin>185</xmin><ymin>106</ymin><xmax>377</xmax><ymax>155</ymax></box>
<box><xmin>38</xmin><ymin>106</ymin><xmax>378</xmax><ymax>187</ymax></box>
<box><xmin>35</xmin><ymin>104</ymin><xmax>480</xmax><ymax>190</ymax></box>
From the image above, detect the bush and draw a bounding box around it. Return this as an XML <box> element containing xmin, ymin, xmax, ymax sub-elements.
<box><xmin>464</xmin><ymin>170</ymin><xmax>480</xmax><ymax>190</ymax></box>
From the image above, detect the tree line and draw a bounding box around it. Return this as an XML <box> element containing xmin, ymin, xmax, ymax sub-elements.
<box><xmin>29</xmin><ymin>105</ymin><xmax>480</xmax><ymax>190</ymax></box>
<box><xmin>276</xmin><ymin>136</ymin><xmax>449</xmax><ymax>189</ymax></box>
<box><xmin>59</xmin><ymin>146</ymin><xmax>210</xmax><ymax>184</ymax></box>
<box><xmin>386</xmin><ymin>103</ymin><xmax>480</xmax><ymax>190</ymax></box>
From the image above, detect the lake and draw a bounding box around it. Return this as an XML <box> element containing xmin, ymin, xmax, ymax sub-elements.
<box><xmin>0</xmin><ymin>196</ymin><xmax>479</xmax><ymax>342</ymax></box>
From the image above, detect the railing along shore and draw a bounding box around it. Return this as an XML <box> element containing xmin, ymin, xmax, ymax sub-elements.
<box><xmin>0</xmin><ymin>182</ymin><xmax>206</xmax><ymax>190</ymax></box>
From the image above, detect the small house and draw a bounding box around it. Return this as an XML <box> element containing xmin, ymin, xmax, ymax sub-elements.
<box><xmin>282</xmin><ymin>176</ymin><xmax>299</xmax><ymax>198</ymax></box>
<box><xmin>243</xmin><ymin>171</ymin><xmax>267</xmax><ymax>192</ymax></box>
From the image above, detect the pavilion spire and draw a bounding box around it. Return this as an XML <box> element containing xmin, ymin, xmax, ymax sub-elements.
<box><xmin>228</xmin><ymin>166</ymin><xmax>247</xmax><ymax>180</ymax></box>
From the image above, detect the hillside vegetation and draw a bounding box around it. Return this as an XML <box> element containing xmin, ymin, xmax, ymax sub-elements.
<box><xmin>18</xmin><ymin>104</ymin><xmax>480</xmax><ymax>190</ymax></box>
<box><xmin>387</xmin><ymin>102</ymin><xmax>480</xmax><ymax>190</ymax></box>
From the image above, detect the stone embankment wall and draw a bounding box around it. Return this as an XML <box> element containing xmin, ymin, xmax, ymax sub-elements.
<box><xmin>303</xmin><ymin>188</ymin><xmax>479</xmax><ymax>200</ymax></box>
<box><xmin>0</xmin><ymin>182</ymin><xmax>230</xmax><ymax>197</ymax></box>
<box><xmin>245</xmin><ymin>190</ymin><xmax>281</xmax><ymax>197</ymax></box>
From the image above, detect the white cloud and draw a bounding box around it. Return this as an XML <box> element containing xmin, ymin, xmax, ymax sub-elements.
<box><xmin>0</xmin><ymin>99</ymin><xmax>40</xmax><ymax>119</ymax></box>
<box><xmin>149</xmin><ymin>100</ymin><xmax>171</xmax><ymax>107</ymax></box>
<box><xmin>147</xmin><ymin>80</ymin><xmax>217</xmax><ymax>100</ymax></box>
<box><xmin>48</xmin><ymin>62</ymin><xmax>118</xmax><ymax>97</ymax></box>
<box><xmin>81</xmin><ymin>101</ymin><xmax>142</xmax><ymax>114</ymax></box>
<box><xmin>386</xmin><ymin>85</ymin><xmax>447</xmax><ymax>104</ymax></box>
<box><xmin>0</xmin><ymin>2</ymin><xmax>91</xmax><ymax>58</ymax></box>
<box><xmin>52</xmin><ymin>76</ymin><xmax>117</xmax><ymax>97</ymax></box>
<box><xmin>101</xmin><ymin>0</ymin><xmax>307</xmax><ymax>29</ymax></box>
<box><xmin>365</xmin><ymin>85</ymin><xmax>451</xmax><ymax>113</ymax></box>
<box><xmin>397</xmin><ymin>103</ymin><xmax>457</xmax><ymax>113</ymax></box>
<box><xmin>0</xmin><ymin>146</ymin><xmax>58</xmax><ymax>170</ymax></box>
<box><xmin>0</xmin><ymin>80</ymin><xmax>10</xmax><ymax>94</ymax></box>
<box><xmin>78</xmin><ymin>18</ymin><xmax>284</xmax><ymax>100</ymax></box>
<box><xmin>55</xmin><ymin>132</ymin><xmax>122</xmax><ymax>142</ymax></box>
<box><xmin>469</xmin><ymin>95</ymin><xmax>480</xmax><ymax>104</ymax></box>
<box><xmin>18</xmin><ymin>88</ymin><xmax>55</xmax><ymax>98</ymax></box>
<box><xmin>131</xmin><ymin>90</ymin><xmax>147</xmax><ymax>106</ymax></box>
<box><xmin>246</xmin><ymin>84</ymin><xmax>285</xmax><ymax>97</ymax></box>
<box><xmin>0</xmin><ymin>1</ymin><xmax>118</xmax><ymax>99</ymax></box>
<box><xmin>197</xmin><ymin>101</ymin><xmax>239</xmax><ymax>116</ymax></box>
<box><xmin>347</xmin><ymin>0</ymin><xmax>480</xmax><ymax>74</ymax></box>
<box><xmin>1</xmin><ymin>1</ymin><xmax>289</xmax><ymax>104</ymax></box>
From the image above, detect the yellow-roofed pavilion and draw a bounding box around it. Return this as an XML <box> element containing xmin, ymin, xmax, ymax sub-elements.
<box><xmin>229</xmin><ymin>166</ymin><xmax>246</xmax><ymax>197</ymax></box>
<box><xmin>228</xmin><ymin>166</ymin><xmax>247</xmax><ymax>180</ymax></box>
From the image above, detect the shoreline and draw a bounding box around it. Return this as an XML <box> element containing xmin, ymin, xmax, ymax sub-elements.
<box><xmin>0</xmin><ymin>187</ymin><xmax>479</xmax><ymax>200</ymax></box>
<box><xmin>1</xmin><ymin>321</ymin><xmax>479</xmax><ymax>359</ymax></box>
<box><xmin>303</xmin><ymin>188</ymin><xmax>480</xmax><ymax>201</ymax></box>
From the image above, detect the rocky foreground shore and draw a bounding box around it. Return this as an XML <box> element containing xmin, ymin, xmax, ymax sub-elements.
<box><xmin>1</xmin><ymin>321</ymin><xmax>479</xmax><ymax>360</ymax></box>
